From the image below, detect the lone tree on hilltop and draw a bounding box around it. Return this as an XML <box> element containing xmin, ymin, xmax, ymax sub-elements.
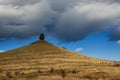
<box><xmin>39</xmin><ymin>33</ymin><xmax>45</xmax><ymax>40</ymax></box>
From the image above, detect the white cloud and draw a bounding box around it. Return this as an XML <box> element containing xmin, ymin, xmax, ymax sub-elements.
<box><xmin>54</xmin><ymin>2</ymin><xmax>120</xmax><ymax>41</ymax></box>
<box><xmin>0</xmin><ymin>50</ymin><xmax>4</xmax><ymax>53</ymax></box>
<box><xmin>0</xmin><ymin>0</ymin><xmax>120</xmax><ymax>42</ymax></box>
<box><xmin>75</xmin><ymin>48</ymin><xmax>84</xmax><ymax>52</ymax></box>
<box><xmin>117</xmin><ymin>40</ymin><xmax>120</xmax><ymax>45</ymax></box>
<box><xmin>75</xmin><ymin>3</ymin><xmax>120</xmax><ymax>20</ymax></box>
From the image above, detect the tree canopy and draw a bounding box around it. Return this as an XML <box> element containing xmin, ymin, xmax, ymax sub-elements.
<box><xmin>39</xmin><ymin>33</ymin><xmax>45</xmax><ymax>40</ymax></box>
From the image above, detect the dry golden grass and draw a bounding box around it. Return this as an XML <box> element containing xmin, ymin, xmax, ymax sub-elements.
<box><xmin>0</xmin><ymin>40</ymin><xmax>120</xmax><ymax>80</ymax></box>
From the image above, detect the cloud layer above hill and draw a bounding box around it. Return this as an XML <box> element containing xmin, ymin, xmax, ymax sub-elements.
<box><xmin>0</xmin><ymin>0</ymin><xmax>120</xmax><ymax>42</ymax></box>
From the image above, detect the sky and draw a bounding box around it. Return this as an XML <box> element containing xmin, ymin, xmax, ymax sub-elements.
<box><xmin>0</xmin><ymin>0</ymin><xmax>120</xmax><ymax>61</ymax></box>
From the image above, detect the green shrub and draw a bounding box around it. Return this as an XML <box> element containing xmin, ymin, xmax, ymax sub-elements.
<box><xmin>72</xmin><ymin>70</ymin><xmax>77</xmax><ymax>74</ymax></box>
<box><xmin>6</xmin><ymin>71</ymin><xmax>13</xmax><ymax>78</ymax></box>
<box><xmin>50</xmin><ymin>68</ymin><xmax>54</xmax><ymax>73</ymax></box>
<box><xmin>15</xmin><ymin>71</ymin><xmax>21</xmax><ymax>77</ymax></box>
<box><xmin>0</xmin><ymin>68</ymin><xmax>3</xmax><ymax>73</ymax></box>
<box><xmin>114</xmin><ymin>63</ymin><xmax>120</xmax><ymax>67</ymax></box>
<box><xmin>60</xmin><ymin>70</ymin><xmax>66</xmax><ymax>78</ymax></box>
<box><xmin>38</xmin><ymin>70</ymin><xmax>42</xmax><ymax>73</ymax></box>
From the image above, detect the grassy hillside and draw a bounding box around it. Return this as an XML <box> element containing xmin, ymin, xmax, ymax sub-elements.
<box><xmin>0</xmin><ymin>40</ymin><xmax>120</xmax><ymax>80</ymax></box>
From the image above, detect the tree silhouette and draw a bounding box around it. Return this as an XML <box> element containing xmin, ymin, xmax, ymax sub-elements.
<box><xmin>39</xmin><ymin>33</ymin><xmax>45</xmax><ymax>40</ymax></box>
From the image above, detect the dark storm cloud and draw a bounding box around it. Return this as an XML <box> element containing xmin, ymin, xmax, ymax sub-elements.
<box><xmin>109</xmin><ymin>27</ymin><xmax>120</xmax><ymax>41</ymax></box>
<box><xmin>0</xmin><ymin>0</ymin><xmax>56</xmax><ymax>40</ymax></box>
<box><xmin>0</xmin><ymin>0</ymin><xmax>120</xmax><ymax>42</ymax></box>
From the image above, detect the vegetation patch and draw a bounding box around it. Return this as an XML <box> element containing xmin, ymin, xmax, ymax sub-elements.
<box><xmin>84</xmin><ymin>72</ymin><xmax>110</xmax><ymax>79</ymax></box>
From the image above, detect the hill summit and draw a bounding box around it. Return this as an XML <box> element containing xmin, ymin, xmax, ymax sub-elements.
<box><xmin>0</xmin><ymin>34</ymin><xmax>120</xmax><ymax>80</ymax></box>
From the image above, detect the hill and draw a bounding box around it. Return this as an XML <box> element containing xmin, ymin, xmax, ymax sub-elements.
<box><xmin>0</xmin><ymin>39</ymin><xmax>120</xmax><ymax>80</ymax></box>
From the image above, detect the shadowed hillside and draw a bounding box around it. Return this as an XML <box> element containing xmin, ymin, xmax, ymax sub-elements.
<box><xmin>0</xmin><ymin>36</ymin><xmax>120</xmax><ymax>80</ymax></box>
